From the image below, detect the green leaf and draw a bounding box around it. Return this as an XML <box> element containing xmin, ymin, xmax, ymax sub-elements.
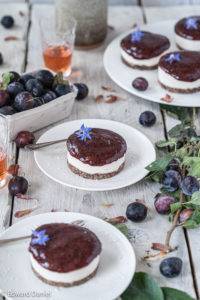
<box><xmin>189</xmin><ymin>191</ymin><xmax>200</xmax><ymax>206</ymax></box>
<box><xmin>182</xmin><ymin>157</ymin><xmax>200</xmax><ymax>178</ymax></box>
<box><xmin>2</xmin><ymin>72</ymin><xmax>13</xmax><ymax>88</ymax></box>
<box><xmin>121</xmin><ymin>272</ymin><xmax>164</xmax><ymax>300</ymax></box>
<box><xmin>146</xmin><ymin>155</ymin><xmax>173</xmax><ymax>183</ymax></box>
<box><xmin>183</xmin><ymin>208</ymin><xmax>200</xmax><ymax>229</ymax></box>
<box><xmin>156</xmin><ymin>138</ymin><xmax>177</xmax><ymax>149</ymax></box>
<box><xmin>168</xmin><ymin>124</ymin><xmax>185</xmax><ymax>138</ymax></box>
<box><xmin>160</xmin><ymin>105</ymin><xmax>193</xmax><ymax>125</ymax></box>
<box><xmin>170</xmin><ymin>202</ymin><xmax>182</xmax><ymax>214</ymax></box>
<box><xmin>114</xmin><ymin>223</ymin><xmax>129</xmax><ymax>238</ymax></box>
<box><xmin>162</xmin><ymin>287</ymin><xmax>195</xmax><ymax>300</ymax></box>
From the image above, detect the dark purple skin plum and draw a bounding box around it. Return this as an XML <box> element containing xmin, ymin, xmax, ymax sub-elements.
<box><xmin>14</xmin><ymin>92</ymin><xmax>34</xmax><ymax>112</ymax></box>
<box><xmin>154</xmin><ymin>194</ymin><xmax>176</xmax><ymax>215</ymax></box>
<box><xmin>162</xmin><ymin>170</ymin><xmax>181</xmax><ymax>192</ymax></box>
<box><xmin>126</xmin><ymin>202</ymin><xmax>147</xmax><ymax>222</ymax></box>
<box><xmin>1</xmin><ymin>15</ymin><xmax>14</xmax><ymax>29</ymax></box>
<box><xmin>179</xmin><ymin>208</ymin><xmax>193</xmax><ymax>223</ymax></box>
<box><xmin>35</xmin><ymin>69</ymin><xmax>54</xmax><ymax>89</ymax></box>
<box><xmin>7</xmin><ymin>82</ymin><xmax>24</xmax><ymax>99</ymax></box>
<box><xmin>54</xmin><ymin>84</ymin><xmax>72</xmax><ymax>97</ymax></box>
<box><xmin>20</xmin><ymin>73</ymin><xmax>35</xmax><ymax>85</ymax></box>
<box><xmin>0</xmin><ymin>52</ymin><xmax>3</xmax><ymax>65</ymax></box>
<box><xmin>74</xmin><ymin>83</ymin><xmax>89</xmax><ymax>100</ymax></box>
<box><xmin>132</xmin><ymin>77</ymin><xmax>148</xmax><ymax>91</ymax></box>
<box><xmin>42</xmin><ymin>91</ymin><xmax>57</xmax><ymax>103</ymax></box>
<box><xmin>166</xmin><ymin>158</ymin><xmax>181</xmax><ymax>173</ymax></box>
<box><xmin>139</xmin><ymin>111</ymin><xmax>156</xmax><ymax>127</ymax></box>
<box><xmin>8</xmin><ymin>176</ymin><xmax>28</xmax><ymax>196</ymax></box>
<box><xmin>0</xmin><ymin>106</ymin><xmax>16</xmax><ymax>115</ymax></box>
<box><xmin>14</xmin><ymin>131</ymin><xmax>35</xmax><ymax>148</ymax></box>
<box><xmin>7</xmin><ymin>71</ymin><xmax>20</xmax><ymax>83</ymax></box>
<box><xmin>160</xmin><ymin>257</ymin><xmax>182</xmax><ymax>278</ymax></box>
<box><xmin>33</xmin><ymin>97</ymin><xmax>45</xmax><ymax>107</ymax></box>
<box><xmin>180</xmin><ymin>176</ymin><xmax>199</xmax><ymax>196</ymax></box>
<box><xmin>0</xmin><ymin>90</ymin><xmax>10</xmax><ymax>107</ymax></box>
<box><xmin>25</xmin><ymin>79</ymin><xmax>45</xmax><ymax>97</ymax></box>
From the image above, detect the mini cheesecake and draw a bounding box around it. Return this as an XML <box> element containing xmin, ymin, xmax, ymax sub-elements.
<box><xmin>175</xmin><ymin>16</ymin><xmax>200</xmax><ymax>51</ymax></box>
<box><xmin>67</xmin><ymin>125</ymin><xmax>127</xmax><ymax>179</ymax></box>
<box><xmin>29</xmin><ymin>223</ymin><xmax>101</xmax><ymax>287</ymax></box>
<box><xmin>120</xmin><ymin>30</ymin><xmax>170</xmax><ymax>69</ymax></box>
<box><xmin>158</xmin><ymin>51</ymin><xmax>200</xmax><ymax>93</ymax></box>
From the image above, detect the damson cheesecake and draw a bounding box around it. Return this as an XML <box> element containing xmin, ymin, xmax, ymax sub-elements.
<box><xmin>158</xmin><ymin>51</ymin><xmax>200</xmax><ymax>93</ymax></box>
<box><xmin>120</xmin><ymin>29</ymin><xmax>170</xmax><ymax>69</ymax></box>
<box><xmin>67</xmin><ymin>124</ymin><xmax>127</xmax><ymax>179</ymax></box>
<box><xmin>175</xmin><ymin>16</ymin><xmax>200</xmax><ymax>51</ymax></box>
<box><xmin>29</xmin><ymin>223</ymin><xmax>102</xmax><ymax>287</ymax></box>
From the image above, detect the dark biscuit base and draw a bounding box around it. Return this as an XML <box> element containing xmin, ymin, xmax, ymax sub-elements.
<box><xmin>158</xmin><ymin>80</ymin><xmax>200</xmax><ymax>94</ymax></box>
<box><xmin>32</xmin><ymin>265</ymin><xmax>98</xmax><ymax>287</ymax></box>
<box><xmin>68</xmin><ymin>161</ymin><xmax>125</xmax><ymax>180</ymax></box>
<box><xmin>121</xmin><ymin>56</ymin><xmax>158</xmax><ymax>70</ymax></box>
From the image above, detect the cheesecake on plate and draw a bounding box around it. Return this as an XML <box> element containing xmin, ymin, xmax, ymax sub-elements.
<box><xmin>175</xmin><ymin>16</ymin><xmax>200</xmax><ymax>51</ymax></box>
<box><xmin>120</xmin><ymin>29</ymin><xmax>170</xmax><ymax>69</ymax></box>
<box><xmin>158</xmin><ymin>51</ymin><xmax>200</xmax><ymax>93</ymax></box>
<box><xmin>67</xmin><ymin>124</ymin><xmax>127</xmax><ymax>179</ymax></box>
<box><xmin>29</xmin><ymin>223</ymin><xmax>102</xmax><ymax>287</ymax></box>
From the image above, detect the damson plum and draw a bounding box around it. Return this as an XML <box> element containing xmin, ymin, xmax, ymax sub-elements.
<box><xmin>25</xmin><ymin>79</ymin><xmax>45</xmax><ymax>97</ymax></box>
<box><xmin>8</xmin><ymin>176</ymin><xmax>28</xmax><ymax>196</ymax></box>
<box><xmin>132</xmin><ymin>77</ymin><xmax>148</xmax><ymax>91</ymax></box>
<box><xmin>35</xmin><ymin>70</ymin><xmax>54</xmax><ymax>89</ymax></box>
<box><xmin>14</xmin><ymin>92</ymin><xmax>34</xmax><ymax>112</ymax></box>
<box><xmin>74</xmin><ymin>83</ymin><xmax>89</xmax><ymax>100</ymax></box>
<box><xmin>14</xmin><ymin>131</ymin><xmax>35</xmax><ymax>148</ymax></box>
<box><xmin>179</xmin><ymin>208</ymin><xmax>193</xmax><ymax>223</ymax></box>
<box><xmin>33</xmin><ymin>97</ymin><xmax>44</xmax><ymax>107</ymax></box>
<box><xmin>54</xmin><ymin>84</ymin><xmax>72</xmax><ymax>96</ymax></box>
<box><xmin>20</xmin><ymin>73</ymin><xmax>35</xmax><ymax>85</ymax></box>
<box><xmin>42</xmin><ymin>91</ymin><xmax>57</xmax><ymax>103</ymax></box>
<box><xmin>160</xmin><ymin>257</ymin><xmax>182</xmax><ymax>278</ymax></box>
<box><xmin>126</xmin><ymin>202</ymin><xmax>147</xmax><ymax>222</ymax></box>
<box><xmin>0</xmin><ymin>53</ymin><xmax>3</xmax><ymax>65</ymax></box>
<box><xmin>0</xmin><ymin>90</ymin><xmax>10</xmax><ymax>107</ymax></box>
<box><xmin>1</xmin><ymin>15</ymin><xmax>14</xmax><ymax>29</ymax></box>
<box><xmin>154</xmin><ymin>194</ymin><xmax>176</xmax><ymax>215</ymax></box>
<box><xmin>162</xmin><ymin>170</ymin><xmax>181</xmax><ymax>192</ymax></box>
<box><xmin>0</xmin><ymin>106</ymin><xmax>15</xmax><ymax>115</ymax></box>
<box><xmin>180</xmin><ymin>176</ymin><xmax>199</xmax><ymax>196</ymax></box>
<box><xmin>7</xmin><ymin>82</ymin><xmax>24</xmax><ymax>99</ymax></box>
<box><xmin>139</xmin><ymin>111</ymin><xmax>156</xmax><ymax>127</ymax></box>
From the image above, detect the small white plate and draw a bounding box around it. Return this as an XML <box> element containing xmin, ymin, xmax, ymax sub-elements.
<box><xmin>0</xmin><ymin>212</ymin><xmax>136</xmax><ymax>300</ymax></box>
<box><xmin>34</xmin><ymin>119</ymin><xmax>156</xmax><ymax>191</ymax></box>
<box><xmin>104</xmin><ymin>20</ymin><xmax>200</xmax><ymax>107</ymax></box>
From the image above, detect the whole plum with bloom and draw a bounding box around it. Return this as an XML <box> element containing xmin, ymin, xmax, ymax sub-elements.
<box><xmin>43</xmin><ymin>91</ymin><xmax>57</xmax><ymax>103</ymax></box>
<box><xmin>180</xmin><ymin>176</ymin><xmax>199</xmax><ymax>196</ymax></box>
<box><xmin>14</xmin><ymin>131</ymin><xmax>35</xmax><ymax>148</ymax></box>
<box><xmin>14</xmin><ymin>92</ymin><xmax>35</xmax><ymax>111</ymax></box>
<box><xmin>54</xmin><ymin>84</ymin><xmax>72</xmax><ymax>96</ymax></box>
<box><xmin>74</xmin><ymin>83</ymin><xmax>89</xmax><ymax>100</ymax></box>
<box><xmin>160</xmin><ymin>257</ymin><xmax>182</xmax><ymax>278</ymax></box>
<box><xmin>25</xmin><ymin>79</ymin><xmax>45</xmax><ymax>97</ymax></box>
<box><xmin>0</xmin><ymin>106</ymin><xmax>15</xmax><ymax>115</ymax></box>
<box><xmin>126</xmin><ymin>202</ymin><xmax>147</xmax><ymax>222</ymax></box>
<box><xmin>0</xmin><ymin>90</ymin><xmax>10</xmax><ymax>107</ymax></box>
<box><xmin>139</xmin><ymin>111</ymin><xmax>156</xmax><ymax>127</ymax></box>
<box><xmin>132</xmin><ymin>77</ymin><xmax>148</xmax><ymax>91</ymax></box>
<box><xmin>35</xmin><ymin>70</ymin><xmax>54</xmax><ymax>89</ymax></box>
<box><xmin>162</xmin><ymin>170</ymin><xmax>181</xmax><ymax>192</ymax></box>
<box><xmin>154</xmin><ymin>194</ymin><xmax>176</xmax><ymax>215</ymax></box>
<box><xmin>179</xmin><ymin>208</ymin><xmax>193</xmax><ymax>223</ymax></box>
<box><xmin>1</xmin><ymin>15</ymin><xmax>14</xmax><ymax>29</ymax></box>
<box><xmin>7</xmin><ymin>82</ymin><xmax>24</xmax><ymax>99</ymax></box>
<box><xmin>20</xmin><ymin>74</ymin><xmax>35</xmax><ymax>85</ymax></box>
<box><xmin>8</xmin><ymin>176</ymin><xmax>28</xmax><ymax>196</ymax></box>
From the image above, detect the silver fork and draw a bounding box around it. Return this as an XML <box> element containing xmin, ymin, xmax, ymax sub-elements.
<box><xmin>25</xmin><ymin>138</ymin><xmax>67</xmax><ymax>151</ymax></box>
<box><xmin>0</xmin><ymin>220</ymin><xmax>85</xmax><ymax>246</ymax></box>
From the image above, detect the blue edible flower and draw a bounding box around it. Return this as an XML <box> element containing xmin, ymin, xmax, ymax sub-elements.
<box><xmin>131</xmin><ymin>28</ymin><xmax>144</xmax><ymax>42</ymax></box>
<box><xmin>76</xmin><ymin>124</ymin><xmax>92</xmax><ymax>141</ymax></box>
<box><xmin>185</xmin><ymin>17</ymin><xmax>198</xmax><ymax>30</ymax></box>
<box><xmin>31</xmin><ymin>229</ymin><xmax>50</xmax><ymax>246</ymax></box>
<box><xmin>165</xmin><ymin>53</ymin><xmax>181</xmax><ymax>64</ymax></box>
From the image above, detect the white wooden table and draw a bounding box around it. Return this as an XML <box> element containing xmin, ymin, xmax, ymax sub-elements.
<box><xmin>0</xmin><ymin>2</ymin><xmax>200</xmax><ymax>299</ymax></box>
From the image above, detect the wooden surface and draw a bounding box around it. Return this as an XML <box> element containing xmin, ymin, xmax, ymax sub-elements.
<box><xmin>0</xmin><ymin>2</ymin><xmax>200</xmax><ymax>300</ymax></box>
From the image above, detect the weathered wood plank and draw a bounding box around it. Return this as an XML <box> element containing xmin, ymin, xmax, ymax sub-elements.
<box><xmin>0</xmin><ymin>3</ymin><xmax>29</xmax><ymax>234</ymax></box>
<box><xmin>144</xmin><ymin>5</ymin><xmax>200</xmax><ymax>298</ymax></box>
<box><xmin>142</xmin><ymin>0</ymin><xmax>191</xmax><ymax>6</ymax></box>
<box><xmin>12</xmin><ymin>4</ymin><xmax>195</xmax><ymax>297</ymax></box>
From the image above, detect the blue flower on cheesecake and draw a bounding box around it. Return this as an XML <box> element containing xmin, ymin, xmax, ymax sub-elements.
<box><xmin>131</xmin><ymin>28</ymin><xmax>144</xmax><ymax>42</ymax></box>
<box><xmin>165</xmin><ymin>53</ymin><xmax>181</xmax><ymax>64</ymax></box>
<box><xmin>76</xmin><ymin>124</ymin><xmax>92</xmax><ymax>141</ymax></box>
<box><xmin>185</xmin><ymin>17</ymin><xmax>198</xmax><ymax>30</ymax></box>
<box><xmin>31</xmin><ymin>229</ymin><xmax>50</xmax><ymax>246</ymax></box>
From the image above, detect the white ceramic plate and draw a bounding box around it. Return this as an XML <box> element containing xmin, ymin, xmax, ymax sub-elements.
<box><xmin>104</xmin><ymin>20</ymin><xmax>200</xmax><ymax>107</ymax></box>
<box><xmin>34</xmin><ymin>119</ymin><xmax>156</xmax><ymax>191</ymax></box>
<box><xmin>0</xmin><ymin>212</ymin><xmax>136</xmax><ymax>300</ymax></box>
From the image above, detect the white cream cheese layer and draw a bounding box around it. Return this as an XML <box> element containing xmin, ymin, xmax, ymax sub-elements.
<box><xmin>121</xmin><ymin>48</ymin><xmax>170</xmax><ymax>67</ymax></box>
<box><xmin>67</xmin><ymin>152</ymin><xmax>125</xmax><ymax>175</ymax></box>
<box><xmin>31</xmin><ymin>254</ymin><xmax>100</xmax><ymax>284</ymax></box>
<box><xmin>158</xmin><ymin>67</ymin><xmax>200</xmax><ymax>89</ymax></box>
<box><xmin>175</xmin><ymin>33</ymin><xmax>200</xmax><ymax>51</ymax></box>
